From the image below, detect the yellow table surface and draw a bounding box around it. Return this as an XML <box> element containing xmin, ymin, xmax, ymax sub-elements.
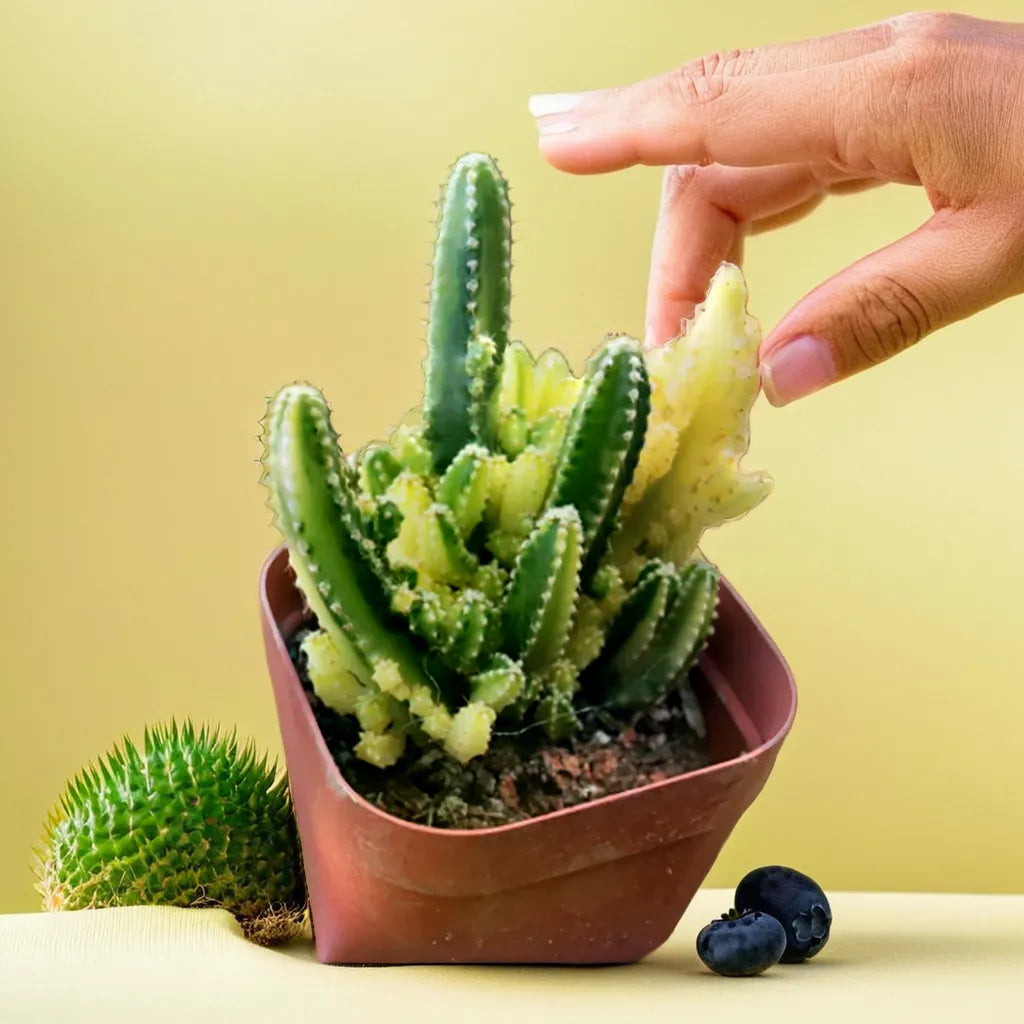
<box><xmin>2</xmin><ymin>890</ymin><xmax>1022</xmax><ymax>1023</ymax></box>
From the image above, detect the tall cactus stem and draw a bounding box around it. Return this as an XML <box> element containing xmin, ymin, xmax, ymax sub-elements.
<box><xmin>423</xmin><ymin>154</ymin><xmax>512</xmax><ymax>470</ymax></box>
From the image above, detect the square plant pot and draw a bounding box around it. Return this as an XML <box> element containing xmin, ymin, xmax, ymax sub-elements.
<box><xmin>259</xmin><ymin>545</ymin><xmax>797</xmax><ymax>966</ymax></box>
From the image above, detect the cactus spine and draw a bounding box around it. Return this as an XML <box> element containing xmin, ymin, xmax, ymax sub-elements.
<box><xmin>260</xmin><ymin>154</ymin><xmax>771</xmax><ymax>770</ymax></box>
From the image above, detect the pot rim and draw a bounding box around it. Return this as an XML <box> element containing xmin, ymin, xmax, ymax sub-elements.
<box><xmin>260</xmin><ymin>544</ymin><xmax>797</xmax><ymax>839</ymax></box>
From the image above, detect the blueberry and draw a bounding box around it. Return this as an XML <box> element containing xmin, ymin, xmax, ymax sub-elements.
<box><xmin>735</xmin><ymin>866</ymin><xmax>832</xmax><ymax>963</ymax></box>
<box><xmin>696</xmin><ymin>910</ymin><xmax>787</xmax><ymax>977</ymax></box>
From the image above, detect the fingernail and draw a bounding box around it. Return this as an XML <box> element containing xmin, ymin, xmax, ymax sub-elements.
<box><xmin>537</xmin><ymin>121</ymin><xmax>578</xmax><ymax>136</ymax></box>
<box><xmin>528</xmin><ymin>93</ymin><xmax>584</xmax><ymax>118</ymax></box>
<box><xmin>760</xmin><ymin>335</ymin><xmax>837</xmax><ymax>406</ymax></box>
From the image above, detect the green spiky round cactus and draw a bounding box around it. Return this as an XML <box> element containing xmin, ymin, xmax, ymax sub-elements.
<box><xmin>259</xmin><ymin>152</ymin><xmax>771</xmax><ymax>770</ymax></box>
<box><xmin>35</xmin><ymin>722</ymin><xmax>307</xmax><ymax>947</ymax></box>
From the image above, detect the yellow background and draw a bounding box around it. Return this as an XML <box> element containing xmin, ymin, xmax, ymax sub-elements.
<box><xmin>2</xmin><ymin>0</ymin><xmax>1022</xmax><ymax>913</ymax></box>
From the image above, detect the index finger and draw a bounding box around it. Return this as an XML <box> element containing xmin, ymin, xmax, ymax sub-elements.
<box><xmin>530</xmin><ymin>46</ymin><xmax>904</xmax><ymax>177</ymax></box>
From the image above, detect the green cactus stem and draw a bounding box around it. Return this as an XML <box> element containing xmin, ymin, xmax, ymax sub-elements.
<box><xmin>598</xmin><ymin>562</ymin><xmax>719</xmax><ymax>710</ymax></box>
<box><xmin>263</xmin><ymin>386</ymin><xmax>424</xmax><ymax>683</ymax></box>
<box><xmin>501</xmin><ymin>506</ymin><xmax>583</xmax><ymax>674</ymax></box>
<box><xmin>359</xmin><ymin>445</ymin><xmax>403</xmax><ymax>498</ymax></box>
<box><xmin>589</xmin><ymin>560</ymin><xmax>681</xmax><ymax>687</ymax></box>
<box><xmin>436</xmin><ymin>443</ymin><xmax>491</xmax><ymax>538</ymax></box>
<box><xmin>423</xmin><ymin>153</ymin><xmax>512</xmax><ymax>470</ymax></box>
<box><xmin>543</xmin><ymin>336</ymin><xmax>651</xmax><ymax>586</ymax></box>
<box><xmin>534</xmin><ymin>659</ymin><xmax>581</xmax><ymax>740</ymax></box>
<box><xmin>441</xmin><ymin>588</ymin><xmax>498</xmax><ymax>675</ymax></box>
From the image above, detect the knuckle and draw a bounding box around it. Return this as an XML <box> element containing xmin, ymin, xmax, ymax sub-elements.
<box><xmin>885</xmin><ymin>11</ymin><xmax>958</xmax><ymax>91</ymax></box>
<box><xmin>889</xmin><ymin>10</ymin><xmax>961</xmax><ymax>45</ymax></box>
<box><xmin>843</xmin><ymin>276</ymin><xmax>935</xmax><ymax>368</ymax></box>
<box><xmin>667</xmin><ymin>49</ymin><xmax>745</xmax><ymax>107</ymax></box>
<box><xmin>663</xmin><ymin>165</ymin><xmax>746</xmax><ymax>224</ymax></box>
<box><xmin>664</xmin><ymin>163</ymin><xmax>703</xmax><ymax>196</ymax></box>
<box><xmin>885</xmin><ymin>11</ymin><xmax>958</xmax><ymax>86</ymax></box>
<box><xmin>681</xmin><ymin>47</ymin><xmax>757</xmax><ymax>80</ymax></box>
<box><xmin>840</xmin><ymin>32</ymin><xmax>942</xmax><ymax>176</ymax></box>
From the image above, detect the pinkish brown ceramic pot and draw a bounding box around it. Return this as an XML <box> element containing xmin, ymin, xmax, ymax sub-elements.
<box><xmin>259</xmin><ymin>545</ymin><xmax>797</xmax><ymax>966</ymax></box>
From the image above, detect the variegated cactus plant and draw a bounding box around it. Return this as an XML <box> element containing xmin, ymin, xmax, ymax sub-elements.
<box><xmin>260</xmin><ymin>153</ymin><xmax>770</xmax><ymax>770</ymax></box>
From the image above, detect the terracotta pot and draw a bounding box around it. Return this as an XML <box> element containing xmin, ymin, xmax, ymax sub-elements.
<box><xmin>259</xmin><ymin>545</ymin><xmax>797</xmax><ymax>966</ymax></box>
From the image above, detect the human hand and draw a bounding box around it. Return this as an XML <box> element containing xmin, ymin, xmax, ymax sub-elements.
<box><xmin>528</xmin><ymin>12</ymin><xmax>1024</xmax><ymax>405</ymax></box>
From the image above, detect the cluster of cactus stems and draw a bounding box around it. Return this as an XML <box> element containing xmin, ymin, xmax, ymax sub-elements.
<box><xmin>260</xmin><ymin>154</ymin><xmax>771</xmax><ymax>769</ymax></box>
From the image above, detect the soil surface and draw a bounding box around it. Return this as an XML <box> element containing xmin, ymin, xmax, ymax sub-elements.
<box><xmin>288</xmin><ymin>625</ymin><xmax>712</xmax><ymax>829</ymax></box>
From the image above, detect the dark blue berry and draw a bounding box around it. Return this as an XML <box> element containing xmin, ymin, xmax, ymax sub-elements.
<box><xmin>735</xmin><ymin>866</ymin><xmax>832</xmax><ymax>963</ymax></box>
<box><xmin>696</xmin><ymin>910</ymin><xmax>787</xmax><ymax>977</ymax></box>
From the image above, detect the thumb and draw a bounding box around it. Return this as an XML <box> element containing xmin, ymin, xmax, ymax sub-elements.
<box><xmin>759</xmin><ymin>209</ymin><xmax>1024</xmax><ymax>406</ymax></box>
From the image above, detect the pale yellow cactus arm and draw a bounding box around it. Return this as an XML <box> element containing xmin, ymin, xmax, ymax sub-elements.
<box><xmin>617</xmin><ymin>262</ymin><xmax>772</xmax><ymax>569</ymax></box>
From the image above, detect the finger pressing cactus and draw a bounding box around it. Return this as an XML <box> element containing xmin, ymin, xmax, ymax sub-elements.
<box><xmin>35</xmin><ymin>723</ymin><xmax>306</xmax><ymax>946</ymax></box>
<box><xmin>259</xmin><ymin>153</ymin><xmax>770</xmax><ymax>771</ymax></box>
